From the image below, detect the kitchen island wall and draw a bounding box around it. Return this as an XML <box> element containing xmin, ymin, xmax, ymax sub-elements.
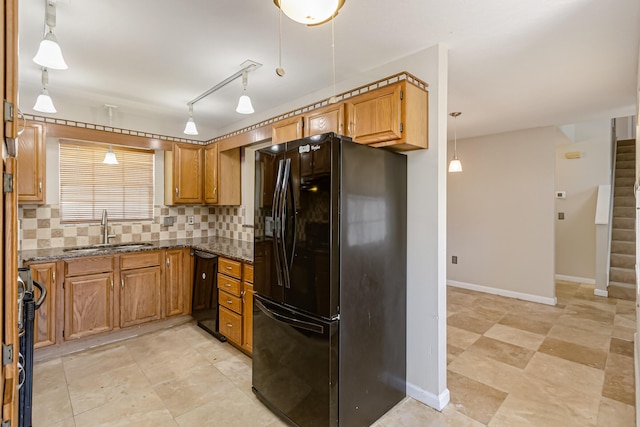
<box><xmin>19</xmin><ymin>204</ymin><xmax>252</xmax><ymax>251</ymax></box>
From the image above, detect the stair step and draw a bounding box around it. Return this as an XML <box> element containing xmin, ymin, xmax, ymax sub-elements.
<box><xmin>613</xmin><ymin>207</ymin><xmax>635</xmax><ymax>218</ymax></box>
<box><xmin>608</xmin><ymin>282</ymin><xmax>636</xmax><ymax>301</ymax></box>
<box><xmin>617</xmin><ymin>139</ymin><xmax>636</xmax><ymax>147</ymax></box>
<box><xmin>615</xmin><ymin>177</ymin><xmax>635</xmax><ymax>187</ymax></box>
<box><xmin>611</xmin><ymin>240</ymin><xmax>636</xmax><ymax>255</ymax></box>
<box><xmin>612</xmin><ymin>217</ymin><xmax>635</xmax><ymax>229</ymax></box>
<box><xmin>614</xmin><ymin>196</ymin><xmax>636</xmax><ymax>207</ymax></box>
<box><xmin>611</xmin><ymin>253</ymin><xmax>636</xmax><ymax>269</ymax></box>
<box><xmin>609</xmin><ymin>267</ymin><xmax>636</xmax><ymax>284</ymax></box>
<box><xmin>615</xmin><ymin>168</ymin><xmax>635</xmax><ymax>178</ymax></box>
<box><xmin>614</xmin><ymin>186</ymin><xmax>634</xmax><ymax>197</ymax></box>
<box><xmin>616</xmin><ymin>153</ymin><xmax>636</xmax><ymax>162</ymax></box>
<box><xmin>612</xmin><ymin>228</ymin><xmax>636</xmax><ymax>242</ymax></box>
<box><xmin>616</xmin><ymin>160</ymin><xmax>636</xmax><ymax>170</ymax></box>
<box><xmin>617</xmin><ymin>145</ymin><xmax>636</xmax><ymax>154</ymax></box>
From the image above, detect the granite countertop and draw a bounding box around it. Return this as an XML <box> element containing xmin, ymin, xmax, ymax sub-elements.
<box><xmin>20</xmin><ymin>236</ymin><xmax>254</xmax><ymax>264</ymax></box>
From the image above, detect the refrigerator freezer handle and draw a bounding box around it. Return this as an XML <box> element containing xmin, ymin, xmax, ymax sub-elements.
<box><xmin>255</xmin><ymin>298</ymin><xmax>324</xmax><ymax>334</ymax></box>
<box><xmin>272</xmin><ymin>160</ymin><xmax>285</xmax><ymax>288</ymax></box>
<box><xmin>279</xmin><ymin>158</ymin><xmax>292</xmax><ymax>289</ymax></box>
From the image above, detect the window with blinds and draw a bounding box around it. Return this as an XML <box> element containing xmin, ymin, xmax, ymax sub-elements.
<box><xmin>59</xmin><ymin>140</ymin><xmax>154</xmax><ymax>223</ymax></box>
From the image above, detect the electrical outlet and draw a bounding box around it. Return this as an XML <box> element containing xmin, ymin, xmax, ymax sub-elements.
<box><xmin>188</xmin><ymin>216</ymin><xmax>194</xmax><ymax>225</ymax></box>
<box><xmin>452</xmin><ymin>256</ymin><xmax>458</xmax><ymax>264</ymax></box>
<box><xmin>558</xmin><ymin>212</ymin><xmax>565</xmax><ymax>220</ymax></box>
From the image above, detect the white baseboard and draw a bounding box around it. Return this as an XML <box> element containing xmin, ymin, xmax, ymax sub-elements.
<box><xmin>594</xmin><ymin>289</ymin><xmax>609</xmax><ymax>297</ymax></box>
<box><xmin>448</xmin><ymin>280</ymin><xmax>557</xmax><ymax>306</ymax></box>
<box><xmin>555</xmin><ymin>274</ymin><xmax>596</xmax><ymax>285</ymax></box>
<box><xmin>406</xmin><ymin>382</ymin><xmax>450</xmax><ymax>411</ymax></box>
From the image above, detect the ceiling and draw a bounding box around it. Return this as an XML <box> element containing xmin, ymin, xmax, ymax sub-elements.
<box><xmin>18</xmin><ymin>0</ymin><xmax>640</xmax><ymax>141</ymax></box>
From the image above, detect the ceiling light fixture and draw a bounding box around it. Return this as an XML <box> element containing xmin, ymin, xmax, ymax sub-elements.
<box><xmin>33</xmin><ymin>0</ymin><xmax>68</xmax><ymax>70</ymax></box>
<box><xmin>273</xmin><ymin>0</ymin><xmax>345</xmax><ymax>26</ymax></box>
<box><xmin>448</xmin><ymin>112</ymin><xmax>462</xmax><ymax>173</ymax></box>
<box><xmin>236</xmin><ymin>72</ymin><xmax>255</xmax><ymax>115</ymax></box>
<box><xmin>184</xmin><ymin>104</ymin><xmax>198</xmax><ymax>135</ymax></box>
<box><xmin>103</xmin><ymin>105</ymin><xmax>119</xmax><ymax>164</ymax></box>
<box><xmin>183</xmin><ymin>60</ymin><xmax>262</xmax><ymax>135</ymax></box>
<box><xmin>33</xmin><ymin>68</ymin><xmax>57</xmax><ymax>114</ymax></box>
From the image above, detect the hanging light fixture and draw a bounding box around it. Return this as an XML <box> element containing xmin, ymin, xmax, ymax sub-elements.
<box><xmin>274</xmin><ymin>0</ymin><xmax>345</xmax><ymax>26</ymax></box>
<box><xmin>33</xmin><ymin>0</ymin><xmax>68</xmax><ymax>70</ymax></box>
<box><xmin>33</xmin><ymin>68</ymin><xmax>57</xmax><ymax>113</ymax></box>
<box><xmin>448</xmin><ymin>112</ymin><xmax>463</xmax><ymax>173</ymax></box>
<box><xmin>183</xmin><ymin>104</ymin><xmax>198</xmax><ymax>135</ymax></box>
<box><xmin>235</xmin><ymin>72</ymin><xmax>255</xmax><ymax>114</ymax></box>
<box><xmin>103</xmin><ymin>105</ymin><xmax>119</xmax><ymax>165</ymax></box>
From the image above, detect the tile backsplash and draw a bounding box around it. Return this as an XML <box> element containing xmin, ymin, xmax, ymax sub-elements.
<box><xmin>19</xmin><ymin>204</ymin><xmax>253</xmax><ymax>250</ymax></box>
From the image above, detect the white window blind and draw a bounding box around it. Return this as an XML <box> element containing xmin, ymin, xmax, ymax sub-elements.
<box><xmin>59</xmin><ymin>140</ymin><xmax>154</xmax><ymax>223</ymax></box>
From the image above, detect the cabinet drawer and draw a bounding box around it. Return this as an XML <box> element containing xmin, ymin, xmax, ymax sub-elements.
<box><xmin>217</xmin><ymin>273</ymin><xmax>241</xmax><ymax>297</ymax></box>
<box><xmin>219</xmin><ymin>290</ymin><xmax>242</xmax><ymax>314</ymax></box>
<box><xmin>218</xmin><ymin>257</ymin><xmax>241</xmax><ymax>279</ymax></box>
<box><xmin>120</xmin><ymin>251</ymin><xmax>162</xmax><ymax>270</ymax></box>
<box><xmin>243</xmin><ymin>264</ymin><xmax>254</xmax><ymax>284</ymax></box>
<box><xmin>219</xmin><ymin>306</ymin><xmax>242</xmax><ymax>345</ymax></box>
<box><xmin>65</xmin><ymin>256</ymin><xmax>113</xmax><ymax>277</ymax></box>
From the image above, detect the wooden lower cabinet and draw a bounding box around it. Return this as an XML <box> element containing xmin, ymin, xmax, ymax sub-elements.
<box><xmin>219</xmin><ymin>306</ymin><xmax>242</xmax><ymax>345</ymax></box>
<box><xmin>26</xmin><ymin>262</ymin><xmax>57</xmax><ymax>348</ymax></box>
<box><xmin>120</xmin><ymin>266</ymin><xmax>162</xmax><ymax>328</ymax></box>
<box><xmin>241</xmin><ymin>282</ymin><xmax>254</xmax><ymax>353</ymax></box>
<box><xmin>64</xmin><ymin>272</ymin><xmax>114</xmax><ymax>341</ymax></box>
<box><xmin>165</xmin><ymin>248</ymin><xmax>191</xmax><ymax>317</ymax></box>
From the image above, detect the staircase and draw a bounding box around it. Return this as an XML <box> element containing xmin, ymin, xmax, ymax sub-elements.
<box><xmin>608</xmin><ymin>139</ymin><xmax>636</xmax><ymax>300</ymax></box>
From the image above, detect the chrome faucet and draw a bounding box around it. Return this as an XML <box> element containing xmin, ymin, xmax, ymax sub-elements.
<box><xmin>101</xmin><ymin>209</ymin><xmax>116</xmax><ymax>244</ymax></box>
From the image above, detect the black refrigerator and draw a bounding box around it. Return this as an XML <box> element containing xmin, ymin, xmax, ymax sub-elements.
<box><xmin>252</xmin><ymin>133</ymin><xmax>407</xmax><ymax>427</ymax></box>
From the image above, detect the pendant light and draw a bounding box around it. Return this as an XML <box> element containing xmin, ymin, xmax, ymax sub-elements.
<box><xmin>183</xmin><ymin>104</ymin><xmax>198</xmax><ymax>135</ymax></box>
<box><xmin>448</xmin><ymin>112</ymin><xmax>462</xmax><ymax>173</ymax></box>
<box><xmin>33</xmin><ymin>0</ymin><xmax>68</xmax><ymax>70</ymax></box>
<box><xmin>33</xmin><ymin>68</ymin><xmax>57</xmax><ymax>114</ymax></box>
<box><xmin>103</xmin><ymin>105</ymin><xmax>118</xmax><ymax>165</ymax></box>
<box><xmin>274</xmin><ymin>0</ymin><xmax>345</xmax><ymax>26</ymax></box>
<box><xmin>235</xmin><ymin>71</ymin><xmax>255</xmax><ymax>114</ymax></box>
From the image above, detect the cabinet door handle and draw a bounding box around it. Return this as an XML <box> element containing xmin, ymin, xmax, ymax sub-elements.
<box><xmin>110</xmin><ymin>278</ymin><xmax>113</xmax><ymax>290</ymax></box>
<box><xmin>226</xmin><ymin>266</ymin><xmax>232</xmax><ymax>270</ymax></box>
<box><xmin>166</xmin><ymin>259</ymin><xmax>170</xmax><ymax>267</ymax></box>
<box><xmin>121</xmin><ymin>278</ymin><xmax>124</xmax><ymax>289</ymax></box>
<box><xmin>224</xmin><ymin>283</ymin><xmax>231</xmax><ymax>287</ymax></box>
<box><xmin>38</xmin><ymin>182</ymin><xmax>42</xmax><ymax>193</ymax></box>
<box><xmin>52</xmin><ymin>271</ymin><xmax>55</xmax><ymax>283</ymax></box>
<box><xmin>226</xmin><ymin>299</ymin><xmax>232</xmax><ymax>304</ymax></box>
<box><xmin>175</xmin><ymin>187</ymin><xmax>179</xmax><ymax>196</ymax></box>
<box><xmin>226</xmin><ymin>323</ymin><xmax>233</xmax><ymax>328</ymax></box>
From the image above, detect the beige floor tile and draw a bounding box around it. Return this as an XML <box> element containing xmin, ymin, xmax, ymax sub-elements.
<box><xmin>447</xmin><ymin>345</ymin><xmax>465</xmax><ymax>364</ymax></box>
<box><xmin>562</xmin><ymin>303</ymin><xmax>615</xmax><ymax>325</ymax></box>
<box><xmin>32</xmin><ymin>387</ymin><xmax>74</xmax><ymax>427</ymax></box>
<box><xmin>212</xmin><ymin>351</ymin><xmax>254</xmax><ymax>397</ymax></box>
<box><xmin>483</xmin><ymin>324</ymin><xmax>545</xmax><ymax>351</ymax></box>
<box><xmin>538</xmin><ymin>337</ymin><xmax>608</xmax><ymax>369</ymax></box>
<box><xmin>447</xmin><ymin>349</ymin><xmax>524</xmax><ymax>394</ymax></box>
<box><xmin>522</xmin><ymin>352</ymin><xmax>604</xmax><ymax>397</ymax></box>
<box><xmin>131</xmin><ymin>344</ymin><xmax>212</xmax><ymax>386</ymax></box>
<box><xmin>596</xmin><ymin>396</ymin><xmax>635</xmax><ymax>427</ymax></box>
<box><xmin>498</xmin><ymin>313</ymin><xmax>553</xmax><ymax>335</ymax></box>
<box><xmin>556</xmin><ymin>314</ymin><xmax>615</xmax><ymax>336</ymax></box>
<box><xmin>154</xmin><ymin>363</ymin><xmax>236</xmax><ymax>417</ymax></box>
<box><xmin>73</xmin><ymin>390</ymin><xmax>177</xmax><ymax>427</ymax></box>
<box><xmin>447</xmin><ymin>326</ymin><xmax>480</xmax><ymax>350</ymax></box>
<box><xmin>465</xmin><ymin>336</ymin><xmax>535</xmax><ymax>369</ymax></box>
<box><xmin>612</xmin><ymin>325</ymin><xmax>636</xmax><ymax>341</ymax></box>
<box><xmin>67</xmin><ymin>363</ymin><xmax>153</xmax><ymax>415</ymax></box>
<box><xmin>602</xmin><ymin>353</ymin><xmax>636</xmax><ymax>406</ymax></box>
<box><xmin>615</xmin><ymin>314</ymin><xmax>636</xmax><ymax>329</ymax></box>
<box><xmin>373</xmin><ymin>397</ymin><xmax>485</xmax><ymax>427</ymax></box>
<box><xmin>62</xmin><ymin>344</ymin><xmax>136</xmax><ymax>385</ymax></box>
<box><xmin>547</xmin><ymin>323</ymin><xmax>611</xmax><ymax>351</ymax></box>
<box><xmin>447</xmin><ymin>290</ymin><xmax>479</xmax><ymax>307</ymax></box>
<box><xmin>610</xmin><ymin>337</ymin><xmax>634</xmax><ymax>357</ymax></box>
<box><xmin>33</xmin><ymin>357</ymin><xmax>67</xmax><ymax>395</ymax></box>
<box><xmin>447</xmin><ymin>313</ymin><xmax>494</xmax><ymax>335</ymax></box>
<box><xmin>447</xmin><ymin>370</ymin><xmax>507</xmax><ymax>425</ymax></box>
<box><xmin>50</xmin><ymin>417</ymin><xmax>76</xmax><ymax>427</ymax></box>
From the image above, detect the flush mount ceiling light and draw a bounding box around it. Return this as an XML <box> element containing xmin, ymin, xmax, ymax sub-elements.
<box><xmin>448</xmin><ymin>112</ymin><xmax>463</xmax><ymax>173</ymax></box>
<box><xmin>183</xmin><ymin>60</ymin><xmax>262</xmax><ymax>135</ymax></box>
<box><xmin>33</xmin><ymin>68</ymin><xmax>57</xmax><ymax>113</ymax></box>
<box><xmin>273</xmin><ymin>0</ymin><xmax>345</xmax><ymax>26</ymax></box>
<box><xmin>103</xmin><ymin>105</ymin><xmax>119</xmax><ymax>164</ymax></box>
<box><xmin>235</xmin><ymin>72</ymin><xmax>255</xmax><ymax>115</ymax></box>
<box><xmin>33</xmin><ymin>0</ymin><xmax>68</xmax><ymax>70</ymax></box>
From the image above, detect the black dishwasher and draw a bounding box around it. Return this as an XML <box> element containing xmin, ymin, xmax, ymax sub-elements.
<box><xmin>192</xmin><ymin>251</ymin><xmax>226</xmax><ymax>341</ymax></box>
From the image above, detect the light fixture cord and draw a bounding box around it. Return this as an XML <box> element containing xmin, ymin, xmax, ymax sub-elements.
<box><xmin>454</xmin><ymin>115</ymin><xmax>458</xmax><ymax>156</ymax></box>
<box><xmin>41</xmin><ymin>68</ymin><xmax>49</xmax><ymax>89</ymax></box>
<box><xmin>331</xmin><ymin>16</ymin><xmax>336</xmax><ymax>101</ymax></box>
<box><xmin>279</xmin><ymin>7</ymin><xmax>283</xmax><ymax>70</ymax></box>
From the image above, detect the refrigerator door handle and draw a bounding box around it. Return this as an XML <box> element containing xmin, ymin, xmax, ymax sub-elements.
<box><xmin>272</xmin><ymin>159</ymin><xmax>285</xmax><ymax>288</ymax></box>
<box><xmin>279</xmin><ymin>158</ymin><xmax>292</xmax><ymax>288</ymax></box>
<box><xmin>285</xmin><ymin>159</ymin><xmax>297</xmax><ymax>270</ymax></box>
<box><xmin>255</xmin><ymin>298</ymin><xmax>324</xmax><ymax>334</ymax></box>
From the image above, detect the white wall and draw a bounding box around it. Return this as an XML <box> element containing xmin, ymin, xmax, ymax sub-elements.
<box><xmin>447</xmin><ymin>127</ymin><xmax>556</xmax><ymax>304</ymax></box>
<box><xmin>555</xmin><ymin>120</ymin><xmax>611</xmax><ymax>283</ymax></box>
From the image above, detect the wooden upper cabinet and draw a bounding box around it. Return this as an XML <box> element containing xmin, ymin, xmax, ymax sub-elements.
<box><xmin>18</xmin><ymin>121</ymin><xmax>46</xmax><ymax>204</ymax></box>
<box><xmin>272</xmin><ymin>116</ymin><xmax>303</xmax><ymax>145</ymax></box>
<box><xmin>164</xmin><ymin>142</ymin><xmax>203</xmax><ymax>205</ymax></box>
<box><xmin>346</xmin><ymin>81</ymin><xmax>428</xmax><ymax>151</ymax></box>
<box><xmin>217</xmin><ymin>148</ymin><xmax>241</xmax><ymax>206</ymax></box>
<box><xmin>203</xmin><ymin>143</ymin><xmax>219</xmax><ymax>204</ymax></box>
<box><xmin>304</xmin><ymin>103</ymin><xmax>346</xmax><ymax>137</ymax></box>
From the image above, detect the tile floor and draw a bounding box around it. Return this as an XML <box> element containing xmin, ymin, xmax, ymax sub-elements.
<box><xmin>33</xmin><ymin>281</ymin><xmax>636</xmax><ymax>426</ymax></box>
